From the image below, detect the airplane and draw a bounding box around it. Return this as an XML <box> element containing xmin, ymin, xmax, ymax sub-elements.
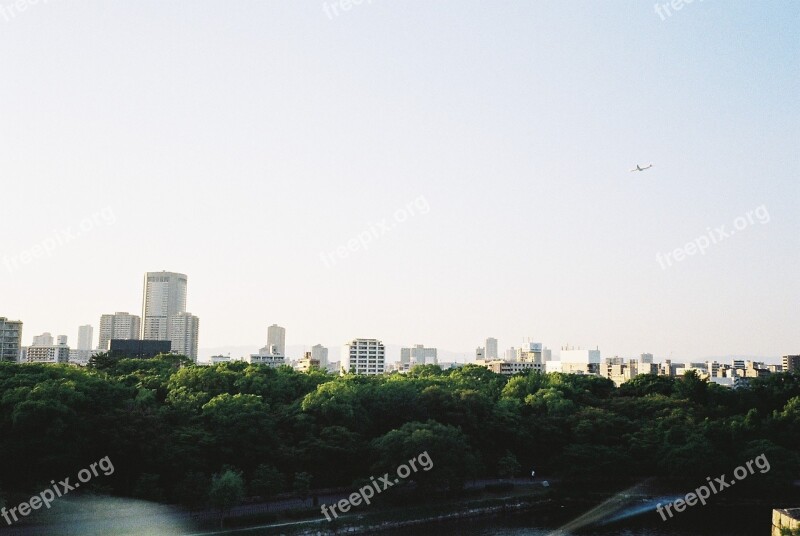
<box><xmin>630</xmin><ymin>163</ymin><xmax>654</xmax><ymax>172</ymax></box>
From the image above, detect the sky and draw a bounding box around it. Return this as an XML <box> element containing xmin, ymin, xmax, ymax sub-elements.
<box><xmin>1</xmin><ymin>1</ymin><xmax>798</xmax><ymax>362</ymax></box>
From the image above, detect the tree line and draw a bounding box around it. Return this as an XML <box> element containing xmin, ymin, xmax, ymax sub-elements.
<box><xmin>0</xmin><ymin>355</ymin><xmax>798</xmax><ymax>510</ymax></box>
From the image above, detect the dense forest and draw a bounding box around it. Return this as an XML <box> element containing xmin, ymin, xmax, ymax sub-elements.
<box><xmin>1</xmin><ymin>356</ymin><xmax>799</xmax><ymax>509</ymax></box>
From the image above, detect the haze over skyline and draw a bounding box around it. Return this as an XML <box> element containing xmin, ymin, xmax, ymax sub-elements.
<box><xmin>2</xmin><ymin>2</ymin><xmax>798</xmax><ymax>361</ymax></box>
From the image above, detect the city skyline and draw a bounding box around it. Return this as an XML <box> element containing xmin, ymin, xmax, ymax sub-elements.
<box><xmin>1</xmin><ymin>3</ymin><xmax>797</xmax><ymax>361</ymax></box>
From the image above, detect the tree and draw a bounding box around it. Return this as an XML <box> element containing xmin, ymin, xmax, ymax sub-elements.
<box><xmin>209</xmin><ymin>469</ymin><xmax>245</xmax><ymax>528</ymax></box>
<box><xmin>371</xmin><ymin>420</ymin><xmax>477</xmax><ymax>493</ymax></box>
<box><xmin>293</xmin><ymin>472</ymin><xmax>313</xmax><ymax>504</ymax></box>
<box><xmin>251</xmin><ymin>464</ymin><xmax>285</xmax><ymax>498</ymax></box>
<box><xmin>173</xmin><ymin>471</ymin><xmax>210</xmax><ymax>509</ymax></box>
<box><xmin>497</xmin><ymin>450</ymin><xmax>521</xmax><ymax>480</ymax></box>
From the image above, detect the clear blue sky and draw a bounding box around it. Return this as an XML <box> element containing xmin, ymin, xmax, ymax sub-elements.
<box><xmin>1</xmin><ymin>1</ymin><xmax>798</xmax><ymax>361</ymax></box>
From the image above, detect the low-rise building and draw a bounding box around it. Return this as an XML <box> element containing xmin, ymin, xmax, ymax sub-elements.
<box><xmin>560</xmin><ymin>347</ymin><xmax>602</xmax><ymax>374</ymax></box>
<box><xmin>296</xmin><ymin>352</ymin><xmax>321</xmax><ymax>373</ymax></box>
<box><xmin>109</xmin><ymin>339</ymin><xmax>171</xmax><ymax>358</ymax></box>
<box><xmin>25</xmin><ymin>337</ymin><xmax>70</xmax><ymax>364</ymax></box>
<box><xmin>482</xmin><ymin>359</ymin><xmax>543</xmax><ymax>376</ymax></box>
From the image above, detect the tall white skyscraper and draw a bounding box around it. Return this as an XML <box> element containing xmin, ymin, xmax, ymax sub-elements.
<box><xmin>77</xmin><ymin>325</ymin><xmax>93</xmax><ymax>351</ymax></box>
<box><xmin>170</xmin><ymin>312</ymin><xmax>199</xmax><ymax>361</ymax></box>
<box><xmin>266</xmin><ymin>324</ymin><xmax>286</xmax><ymax>357</ymax></box>
<box><xmin>485</xmin><ymin>337</ymin><xmax>498</xmax><ymax>359</ymax></box>
<box><xmin>142</xmin><ymin>271</ymin><xmax>188</xmax><ymax>341</ymax></box>
<box><xmin>341</xmin><ymin>339</ymin><xmax>385</xmax><ymax>375</ymax></box>
<box><xmin>311</xmin><ymin>344</ymin><xmax>328</xmax><ymax>368</ymax></box>
<box><xmin>98</xmin><ymin>312</ymin><xmax>141</xmax><ymax>351</ymax></box>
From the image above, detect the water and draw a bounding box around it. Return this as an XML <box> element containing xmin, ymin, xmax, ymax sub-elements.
<box><xmin>384</xmin><ymin>505</ymin><xmax>773</xmax><ymax>535</ymax></box>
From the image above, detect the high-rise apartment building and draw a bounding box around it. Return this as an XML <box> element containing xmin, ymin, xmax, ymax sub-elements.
<box><xmin>77</xmin><ymin>325</ymin><xmax>93</xmax><ymax>351</ymax></box>
<box><xmin>267</xmin><ymin>324</ymin><xmax>286</xmax><ymax>357</ymax></box>
<box><xmin>142</xmin><ymin>271</ymin><xmax>188</xmax><ymax>341</ymax></box>
<box><xmin>311</xmin><ymin>344</ymin><xmax>329</xmax><ymax>368</ymax></box>
<box><xmin>170</xmin><ymin>312</ymin><xmax>199</xmax><ymax>361</ymax></box>
<box><xmin>476</xmin><ymin>347</ymin><xmax>485</xmax><ymax>360</ymax></box>
<box><xmin>341</xmin><ymin>339</ymin><xmax>385</xmax><ymax>375</ymax></box>
<box><xmin>98</xmin><ymin>312</ymin><xmax>141</xmax><ymax>351</ymax></box>
<box><xmin>0</xmin><ymin>318</ymin><xmax>23</xmax><ymax>363</ymax></box>
<box><xmin>783</xmin><ymin>355</ymin><xmax>800</xmax><ymax>374</ymax></box>
<box><xmin>485</xmin><ymin>338</ymin><xmax>498</xmax><ymax>360</ymax></box>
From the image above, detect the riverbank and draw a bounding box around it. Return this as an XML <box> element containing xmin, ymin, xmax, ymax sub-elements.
<box><xmin>189</xmin><ymin>481</ymin><xmax>553</xmax><ymax>535</ymax></box>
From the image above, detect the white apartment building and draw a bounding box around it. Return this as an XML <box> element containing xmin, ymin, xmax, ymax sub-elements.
<box><xmin>170</xmin><ymin>312</ymin><xmax>199</xmax><ymax>361</ymax></box>
<box><xmin>246</xmin><ymin>352</ymin><xmax>286</xmax><ymax>367</ymax></box>
<box><xmin>98</xmin><ymin>312</ymin><xmax>141</xmax><ymax>351</ymax></box>
<box><xmin>341</xmin><ymin>339</ymin><xmax>385</xmax><ymax>375</ymax></box>
<box><xmin>25</xmin><ymin>337</ymin><xmax>70</xmax><ymax>364</ymax></box>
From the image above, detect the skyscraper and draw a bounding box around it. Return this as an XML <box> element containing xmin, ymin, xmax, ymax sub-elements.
<box><xmin>485</xmin><ymin>338</ymin><xmax>498</xmax><ymax>359</ymax></box>
<box><xmin>170</xmin><ymin>312</ymin><xmax>199</xmax><ymax>361</ymax></box>
<box><xmin>77</xmin><ymin>325</ymin><xmax>93</xmax><ymax>351</ymax></box>
<box><xmin>267</xmin><ymin>324</ymin><xmax>286</xmax><ymax>357</ymax></box>
<box><xmin>98</xmin><ymin>312</ymin><xmax>141</xmax><ymax>351</ymax></box>
<box><xmin>142</xmin><ymin>271</ymin><xmax>188</xmax><ymax>341</ymax></box>
<box><xmin>0</xmin><ymin>318</ymin><xmax>23</xmax><ymax>363</ymax></box>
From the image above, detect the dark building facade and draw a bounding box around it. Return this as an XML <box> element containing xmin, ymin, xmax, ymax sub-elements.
<box><xmin>783</xmin><ymin>355</ymin><xmax>800</xmax><ymax>374</ymax></box>
<box><xmin>109</xmin><ymin>339</ymin><xmax>171</xmax><ymax>358</ymax></box>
